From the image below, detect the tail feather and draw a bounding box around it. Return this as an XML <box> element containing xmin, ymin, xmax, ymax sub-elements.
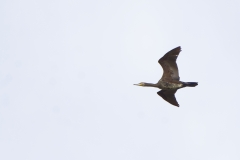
<box><xmin>183</xmin><ymin>82</ymin><xmax>198</xmax><ymax>87</ymax></box>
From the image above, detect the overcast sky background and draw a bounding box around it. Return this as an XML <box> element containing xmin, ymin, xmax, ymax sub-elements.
<box><xmin>1</xmin><ymin>0</ymin><xmax>240</xmax><ymax>160</ymax></box>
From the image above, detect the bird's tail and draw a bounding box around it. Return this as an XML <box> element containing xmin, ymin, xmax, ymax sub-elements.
<box><xmin>183</xmin><ymin>82</ymin><xmax>198</xmax><ymax>87</ymax></box>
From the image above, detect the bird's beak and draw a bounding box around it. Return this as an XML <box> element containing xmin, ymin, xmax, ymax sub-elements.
<box><xmin>134</xmin><ymin>83</ymin><xmax>141</xmax><ymax>86</ymax></box>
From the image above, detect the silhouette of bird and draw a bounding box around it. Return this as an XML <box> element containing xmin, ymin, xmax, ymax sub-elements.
<box><xmin>134</xmin><ymin>46</ymin><xmax>198</xmax><ymax>107</ymax></box>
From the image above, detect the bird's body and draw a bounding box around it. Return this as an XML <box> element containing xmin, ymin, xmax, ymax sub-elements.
<box><xmin>157</xmin><ymin>80</ymin><xmax>183</xmax><ymax>90</ymax></box>
<box><xmin>134</xmin><ymin>46</ymin><xmax>198</xmax><ymax>107</ymax></box>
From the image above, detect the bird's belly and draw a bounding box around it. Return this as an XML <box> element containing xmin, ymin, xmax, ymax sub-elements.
<box><xmin>159</xmin><ymin>81</ymin><xmax>183</xmax><ymax>89</ymax></box>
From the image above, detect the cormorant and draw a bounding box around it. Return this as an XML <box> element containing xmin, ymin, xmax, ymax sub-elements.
<box><xmin>134</xmin><ymin>46</ymin><xmax>198</xmax><ymax>107</ymax></box>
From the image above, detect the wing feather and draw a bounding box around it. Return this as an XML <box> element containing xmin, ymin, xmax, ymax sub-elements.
<box><xmin>157</xmin><ymin>89</ymin><xmax>179</xmax><ymax>107</ymax></box>
<box><xmin>158</xmin><ymin>46</ymin><xmax>181</xmax><ymax>81</ymax></box>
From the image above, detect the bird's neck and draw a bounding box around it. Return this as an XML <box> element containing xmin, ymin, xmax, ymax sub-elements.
<box><xmin>144</xmin><ymin>83</ymin><xmax>158</xmax><ymax>88</ymax></box>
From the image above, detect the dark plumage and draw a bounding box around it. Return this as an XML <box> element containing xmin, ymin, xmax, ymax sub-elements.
<box><xmin>134</xmin><ymin>46</ymin><xmax>198</xmax><ymax>107</ymax></box>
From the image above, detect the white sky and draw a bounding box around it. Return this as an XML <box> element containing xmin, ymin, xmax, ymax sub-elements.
<box><xmin>1</xmin><ymin>0</ymin><xmax>240</xmax><ymax>160</ymax></box>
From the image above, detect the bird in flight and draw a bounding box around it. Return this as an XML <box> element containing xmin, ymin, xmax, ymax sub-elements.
<box><xmin>134</xmin><ymin>46</ymin><xmax>198</xmax><ymax>107</ymax></box>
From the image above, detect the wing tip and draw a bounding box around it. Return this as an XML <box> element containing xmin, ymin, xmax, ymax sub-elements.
<box><xmin>176</xmin><ymin>46</ymin><xmax>181</xmax><ymax>52</ymax></box>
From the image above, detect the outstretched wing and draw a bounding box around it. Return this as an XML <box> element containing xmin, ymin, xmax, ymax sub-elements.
<box><xmin>158</xmin><ymin>46</ymin><xmax>181</xmax><ymax>81</ymax></box>
<box><xmin>157</xmin><ymin>89</ymin><xmax>179</xmax><ymax>107</ymax></box>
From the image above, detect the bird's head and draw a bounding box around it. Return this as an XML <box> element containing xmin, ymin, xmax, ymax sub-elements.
<box><xmin>134</xmin><ymin>82</ymin><xmax>146</xmax><ymax>86</ymax></box>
